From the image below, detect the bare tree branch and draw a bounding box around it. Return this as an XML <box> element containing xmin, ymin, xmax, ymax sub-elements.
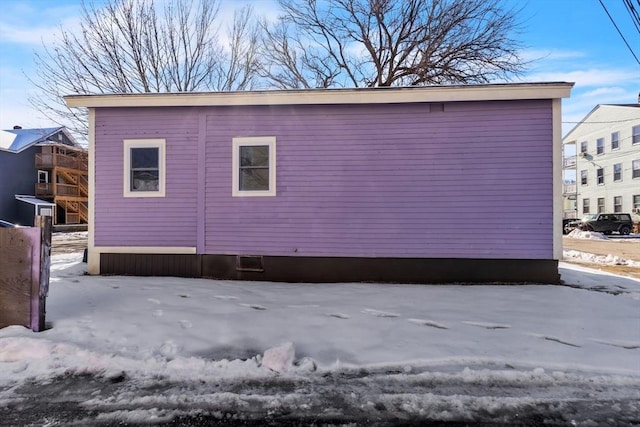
<box><xmin>28</xmin><ymin>0</ymin><xmax>260</xmax><ymax>138</ymax></box>
<box><xmin>262</xmin><ymin>0</ymin><xmax>527</xmax><ymax>88</ymax></box>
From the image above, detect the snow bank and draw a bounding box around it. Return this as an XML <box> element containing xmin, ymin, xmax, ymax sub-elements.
<box><xmin>261</xmin><ymin>342</ymin><xmax>295</xmax><ymax>373</ymax></box>
<box><xmin>563</xmin><ymin>250</ymin><xmax>640</xmax><ymax>267</ymax></box>
<box><xmin>567</xmin><ymin>229</ymin><xmax>608</xmax><ymax>240</ymax></box>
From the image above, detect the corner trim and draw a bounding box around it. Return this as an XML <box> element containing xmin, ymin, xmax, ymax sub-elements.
<box><xmin>552</xmin><ymin>98</ymin><xmax>563</xmax><ymax>260</ymax></box>
<box><xmin>87</xmin><ymin>109</ymin><xmax>98</xmax><ymax>274</ymax></box>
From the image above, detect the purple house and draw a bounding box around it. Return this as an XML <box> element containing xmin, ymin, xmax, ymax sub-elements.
<box><xmin>65</xmin><ymin>82</ymin><xmax>572</xmax><ymax>283</ymax></box>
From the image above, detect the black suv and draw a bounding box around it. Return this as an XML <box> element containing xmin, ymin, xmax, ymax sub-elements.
<box><xmin>578</xmin><ymin>213</ymin><xmax>633</xmax><ymax>235</ymax></box>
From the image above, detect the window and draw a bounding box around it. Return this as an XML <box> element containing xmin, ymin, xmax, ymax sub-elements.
<box><xmin>597</xmin><ymin>198</ymin><xmax>605</xmax><ymax>213</ymax></box>
<box><xmin>582</xmin><ymin>198</ymin><xmax>590</xmax><ymax>214</ymax></box>
<box><xmin>596</xmin><ymin>138</ymin><xmax>604</xmax><ymax>155</ymax></box>
<box><xmin>633</xmin><ymin>125</ymin><xmax>640</xmax><ymax>144</ymax></box>
<box><xmin>597</xmin><ymin>168</ymin><xmax>604</xmax><ymax>185</ymax></box>
<box><xmin>611</xmin><ymin>132</ymin><xmax>619</xmax><ymax>150</ymax></box>
<box><xmin>580</xmin><ymin>169</ymin><xmax>587</xmax><ymax>185</ymax></box>
<box><xmin>37</xmin><ymin>170</ymin><xmax>49</xmax><ymax>184</ymax></box>
<box><xmin>232</xmin><ymin>136</ymin><xmax>276</xmax><ymax>197</ymax></box>
<box><xmin>123</xmin><ymin>139</ymin><xmax>166</xmax><ymax>197</ymax></box>
<box><xmin>634</xmin><ymin>195</ymin><xmax>640</xmax><ymax>211</ymax></box>
<box><xmin>613</xmin><ymin>196</ymin><xmax>622</xmax><ymax>213</ymax></box>
<box><xmin>613</xmin><ymin>163</ymin><xmax>622</xmax><ymax>181</ymax></box>
<box><xmin>580</xmin><ymin>141</ymin><xmax>587</xmax><ymax>153</ymax></box>
<box><xmin>634</xmin><ymin>159</ymin><xmax>640</xmax><ymax>179</ymax></box>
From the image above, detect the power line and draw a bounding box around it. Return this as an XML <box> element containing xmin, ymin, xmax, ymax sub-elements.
<box><xmin>622</xmin><ymin>0</ymin><xmax>640</xmax><ymax>34</ymax></box>
<box><xmin>599</xmin><ymin>0</ymin><xmax>640</xmax><ymax>65</ymax></box>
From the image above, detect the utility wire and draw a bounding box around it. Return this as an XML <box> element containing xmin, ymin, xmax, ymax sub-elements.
<box><xmin>622</xmin><ymin>0</ymin><xmax>640</xmax><ymax>33</ymax></box>
<box><xmin>599</xmin><ymin>0</ymin><xmax>640</xmax><ymax>65</ymax></box>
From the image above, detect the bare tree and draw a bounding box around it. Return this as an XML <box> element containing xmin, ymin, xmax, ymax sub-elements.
<box><xmin>260</xmin><ymin>0</ymin><xmax>527</xmax><ymax>88</ymax></box>
<box><xmin>29</xmin><ymin>0</ymin><xmax>260</xmax><ymax>137</ymax></box>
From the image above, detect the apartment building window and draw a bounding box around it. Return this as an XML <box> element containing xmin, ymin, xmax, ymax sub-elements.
<box><xmin>596</xmin><ymin>138</ymin><xmax>604</xmax><ymax>155</ymax></box>
<box><xmin>634</xmin><ymin>159</ymin><xmax>640</xmax><ymax>179</ymax></box>
<box><xmin>580</xmin><ymin>141</ymin><xmax>588</xmax><ymax>153</ymax></box>
<box><xmin>611</xmin><ymin>131</ymin><xmax>619</xmax><ymax>150</ymax></box>
<box><xmin>580</xmin><ymin>169</ymin><xmax>587</xmax><ymax>185</ymax></box>
<box><xmin>596</xmin><ymin>168</ymin><xmax>604</xmax><ymax>185</ymax></box>
<box><xmin>597</xmin><ymin>198</ymin><xmax>605</xmax><ymax>213</ymax></box>
<box><xmin>613</xmin><ymin>196</ymin><xmax>622</xmax><ymax>213</ymax></box>
<box><xmin>613</xmin><ymin>163</ymin><xmax>622</xmax><ymax>181</ymax></box>
<box><xmin>633</xmin><ymin>125</ymin><xmax>640</xmax><ymax>144</ymax></box>
<box><xmin>583</xmin><ymin>198</ymin><xmax>590</xmax><ymax>214</ymax></box>
<box><xmin>634</xmin><ymin>195</ymin><xmax>640</xmax><ymax>211</ymax></box>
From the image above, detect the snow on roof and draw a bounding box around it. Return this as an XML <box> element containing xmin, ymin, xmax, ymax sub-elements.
<box><xmin>15</xmin><ymin>195</ymin><xmax>56</xmax><ymax>206</ymax></box>
<box><xmin>0</xmin><ymin>127</ymin><xmax>74</xmax><ymax>153</ymax></box>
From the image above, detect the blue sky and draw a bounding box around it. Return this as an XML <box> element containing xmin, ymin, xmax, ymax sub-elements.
<box><xmin>0</xmin><ymin>0</ymin><xmax>638</xmax><ymax>136</ymax></box>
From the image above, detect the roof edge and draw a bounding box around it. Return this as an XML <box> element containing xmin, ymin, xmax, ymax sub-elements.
<box><xmin>65</xmin><ymin>82</ymin><xmax>574</xmax><ymax>108</ymax></box>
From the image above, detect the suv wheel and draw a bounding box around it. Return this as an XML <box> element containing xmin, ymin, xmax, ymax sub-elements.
<box><xmin>619</xmin><ymin>225</ymin><xmax>631</xmax><ymax>235</ymax></box>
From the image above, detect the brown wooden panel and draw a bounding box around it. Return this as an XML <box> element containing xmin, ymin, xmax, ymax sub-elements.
<box><xmin>100</xmin><ymin>253</ymin><xmax>560</xmax><ymax>284</ymax></box>
<box><xmin>0</xmin><ymin>228</ymin><xmax>39</xmax><ymax>329</ymax></box>
<box><xmin>101</xmin><ymin>253</ymin><xmax>201</xmax><ymax>277</ymax></box>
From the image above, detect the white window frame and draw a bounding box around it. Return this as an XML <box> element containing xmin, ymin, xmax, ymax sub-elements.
<box><xmin>232</xmin><ymin>136</ymin><xmax>276</xmax><ymax>197</ymax></box>
<box><xmin>613</xmin><ymin>196</ymin><xmax>622</xmax><ymax>213</ymax></box>
<box><xmin>37</xmin><ymin>170</ymin><xmax>49</xmax><ymax>184</ymax></box>
<box><xmin>633</xmin><ymin>125</ymin><xmax>640</xmax><ymax>145</ymax></box>
<box><xmin>596</xmin><ymin>138</ymin><xmax>604</xmax><ymax>155</ymax></box>
<box><xmin>596</xmin><ymin>168</ymin><xmax>604</xmax><ymax>185</ymax></box>
<box><xmin>633</xmin><ymin>159</ymin><xmax>640</xmax><ymax>179</ymax></box>
<box><xmin>580</xmin><ymin>141</ymin><xmax>587</xmax><ymax>153</ymax></box>
<box><xmin>611</xmin><ymin>131</ymin><xmax>619</xmax><ymax>150</ymax></box>
<box><xmin>613</xmin><ymin>163</ymin><xmax>622</xmax><ymax>182</ymax></box>
<box><xmin>123</xmin><ymin>139</ymin><xmax>166</xmax><ymax>198</ymax></box>
<box><xmin>580</xmin><ymin>169</ymin><xmax>587</xmax><ymax>186</ymax></box>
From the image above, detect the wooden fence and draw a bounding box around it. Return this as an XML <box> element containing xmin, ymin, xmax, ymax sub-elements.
<box><xmin>0</xmin><ymin>216</ymin><xmax>51</xmax><ymax>332</ymax></box>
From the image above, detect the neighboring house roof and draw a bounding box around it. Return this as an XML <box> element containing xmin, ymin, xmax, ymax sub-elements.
<box><xmin>15</xmin><ymin>195</ymin><xmax>56</xmax><ymax>207</ymax></box>
<box><xmin>563</xmin><ymin>104</ymin><xmax>640</xmax><ymax>141</ymax></box>
<box><xmin>0</xmin><ymin>127</ymin><xmax>82</xmax><ymax>154</ymax></box>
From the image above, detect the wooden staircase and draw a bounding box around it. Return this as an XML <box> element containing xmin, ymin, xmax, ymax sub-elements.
<box><xmin>58</xmin><ymin>199</ymin><xmax>88</xmax><ymax>224</ymax></box>
<box><xmin>34</xmin><ymin>145</ymin><xmax>88</xmax><ymax>225</ymax></box>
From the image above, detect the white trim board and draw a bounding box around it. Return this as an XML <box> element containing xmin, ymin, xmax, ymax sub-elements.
<box><xmin>65</xmin><ymin>83</ymin><xmax>573</xmax><ymax>109</ymax></box>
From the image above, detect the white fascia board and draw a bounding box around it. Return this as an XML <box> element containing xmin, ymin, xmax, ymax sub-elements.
<box><xmin>65</xmin><ymin>83</ymin><xmax>573</xmax><ymax>108</ymax></box>
<box><xmin>15</xmin><ymin>195</ymin><xmax>56</xmax><ymax>207</ymax></box>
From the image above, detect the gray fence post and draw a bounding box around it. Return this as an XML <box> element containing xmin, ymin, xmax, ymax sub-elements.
<box><xmin>32</xmin><ymin>215</ymin><xmax>51</xmax><ymax>332</ymax></box>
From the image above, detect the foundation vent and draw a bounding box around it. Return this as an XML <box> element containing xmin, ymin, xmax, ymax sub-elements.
<box><xmin>236</xmin><ymin>255</ymin><xmax>264</xmax><ymax>272</ymax></box>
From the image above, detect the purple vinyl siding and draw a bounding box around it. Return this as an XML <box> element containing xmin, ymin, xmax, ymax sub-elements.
<box><xmin>94</xmin><ymin>108</ymin><xmax>200</xmax><ymax>247</ymax></box>
<box><xmin>204</xmin><ymin>100</ymin><xmax>552</xmax><ymax>259</ymax></box>
<box><xmin>94</xmin><ymin>99</ymin><xmax>554</xmax><ymax>259</ymax></box>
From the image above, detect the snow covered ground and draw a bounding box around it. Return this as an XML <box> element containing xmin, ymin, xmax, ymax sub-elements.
<box><xmin>1</xmin><ymin>249</ymin><xmax>639</xmax><ymax>425</ymax></box>
<box><xmin>563</xmin><ymin>230</ymin><xmax>640</xmax><ymax>268</ymax></box>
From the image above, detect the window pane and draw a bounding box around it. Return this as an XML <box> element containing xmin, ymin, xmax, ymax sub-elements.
<box><xmin>240</xmin><ymin>146</ymin><xmax>269</xmax><ymax>167</ymax></box>
<box><xmin>611</xmin><ymin>132</ymin><xmax>619</xmax><ymax>149</ymax></box>
<box><xmin>131</xmin><ymin>148</ymin><xmax>159</xmax><ymax>168</ymax></box>
<box><xmin>132</xmin><ymin>170</ymin><xmax>159</xmax><ymax>191</ymax></box>
<box><xmin>240</xmin><ymin>168</ymin><xmax>269</xmax><ymax>191</ymax></box>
